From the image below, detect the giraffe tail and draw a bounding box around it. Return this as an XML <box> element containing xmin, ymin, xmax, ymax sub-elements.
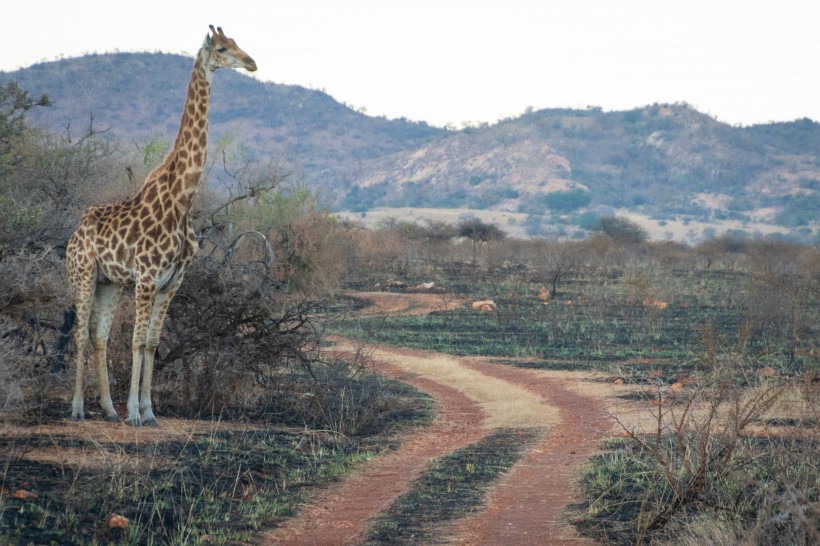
<box><xmin>51</xmin><ymin>307</ymin><xmax>76</xmax><ymax>375</ymax></box>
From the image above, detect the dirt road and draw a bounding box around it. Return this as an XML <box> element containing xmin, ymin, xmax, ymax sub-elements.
<box><xmin>264</xmin><ymin>292</ymin><xmax>618</xmax><ymax>545</ymax></box>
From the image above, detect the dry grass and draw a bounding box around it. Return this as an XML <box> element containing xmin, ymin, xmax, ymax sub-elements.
<box><xmin>334</xmin><ymin>206</ymin><xmax>798</xmax><ymax>243</ymax></box>
<box><xmin>1</xmin><ymin>418</ymin><xmax>276</xmax><ymax>472</ymax></box>
<box><xmin>336</xmin><ymin>207</ymin><xmax>532</xmax><ymax>239</ymax></box>
<box><xmin>368</xmin><ymin>348</ymin><xmax>558</xmax><ymax>429</ymax></box>
<box><xmin>345</xmin><ymin>291</ymin><xmax>464</xmax><ymax>317</ymax></box>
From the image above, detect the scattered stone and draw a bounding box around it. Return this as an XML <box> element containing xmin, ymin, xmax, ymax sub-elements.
<box><xmin>471</xmin><ymin>300</ymin><xmax>497</xmax><ymax>312</ymax></box>
<box><xmin>108</xmin><ymin>514</ymin><xmax>129</xmax><ymax>529</ymax></box>
<box><xmin>758</xmin><ymin>366</ymin><xmax>777</xmax><ymax>378</ymax></box>
<box><xmin>411</xmin><ymin>281</ymin><xmax>436</xmax><ymax>291</ymax></box>
<box><xmin>672</xmin><ymin>373</ymin><xmax>696</xmax><ymax>385</ymax></box>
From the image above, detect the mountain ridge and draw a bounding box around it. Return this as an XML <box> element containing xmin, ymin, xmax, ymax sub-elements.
<box><xmin>2</xmin><ymin>52</ymin><xmax>818</xmax><ymax>240</ymax></box>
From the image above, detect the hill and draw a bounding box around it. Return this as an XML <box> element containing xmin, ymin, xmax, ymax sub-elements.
<box><xmin>342</xmin><ymin>105</ymin><xmax>819</xmax><ymax>234</ymax></box>
<box><xmin>1</xmin><ymin>52</ymin><xmax>445</xmax><ymax>179</ymax></box>
<box><xmin>2</xmin><ymin>53</ymin><xmax>818</xmax><ymax>240</ymax></box>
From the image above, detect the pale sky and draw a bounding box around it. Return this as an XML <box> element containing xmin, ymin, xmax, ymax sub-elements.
<box><xmin>3</xmin><ymin>0</ymin><xmax>819</xmax><ymax>128</ymax></box>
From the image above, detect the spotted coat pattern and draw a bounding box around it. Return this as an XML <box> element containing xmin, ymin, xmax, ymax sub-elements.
<box><xmin>65</xmin><ymin>26</ymin><xmax>256</xmax><ymax>426</ymax></box>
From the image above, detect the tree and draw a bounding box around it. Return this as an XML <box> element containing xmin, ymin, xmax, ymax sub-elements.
<box><xmin>0</xmin><ymin>86</ymin><xmax>124</xmax><ymax>250</ymax></box>
<box><xmin>458</xmin><ymin>218</ymin><xmax>505</xmax><ymax>263</ymax></box>
<box><xmin>535</xmin><ymin>239</ymin><xmax>584</xmax><ymax>297</ymax></box>
<box><xmin>1</xmin><ymin>119</ymin><xmax>123</xmax><ymax>249</ymax></box>
<box><xmin>0</xmin><ymin>82</ymin><xmax>53</xmax><ymax>245</ymax></box>
<box><xmin>591</xmin><ymin>216</ymin><xmax>648</xmax><ymax>244</ymax></box>
<box><xmin>0</xmin><ymin>82</ymin><xmax>50</xmax><ymax>167</ymax></box>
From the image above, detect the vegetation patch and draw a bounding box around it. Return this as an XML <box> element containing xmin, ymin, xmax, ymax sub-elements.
<box><xmin>567</xmin><ymin>345</ymin><xmax>819</xmax><ymax>545</ymax></box>
<box><xmin>364</xmin><ymin>428</ymin><xmax>541</xmax><ymax>545</ymax></box>
<box><xmin>0</xmin><ymin>378</ymin><xmax>433</xmax><ymax>545</ymax></box>
<box><xmin>569</xmin><ymin>436</ymin><xmax>820</xmax><ymax>545</ymax></box>
<box><xmin>335</xmin><ymin>253</ymin><xmax>817</xmax><ymax>383</ymax></box>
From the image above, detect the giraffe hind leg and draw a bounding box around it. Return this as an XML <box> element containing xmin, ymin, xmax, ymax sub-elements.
<box><xmin>71</xmin><ymin>303</ymin><xmax>91</xmax><ymax>420</ymax></box>
<box><xmin>91</xmin><ymin>282</ymin><xmax>123</xmax><ymax>422</ymax></box>
<box><xmin>69</xmin><ymin>264</ymin><xmax>96</xmax><ymax>421</ymax></box>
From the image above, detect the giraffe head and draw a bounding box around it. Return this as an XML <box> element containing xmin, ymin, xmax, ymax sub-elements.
<box><xmin>204</xmin><ymin>25</ymin><xmax>257</xmax><ymax>73</ymax></box>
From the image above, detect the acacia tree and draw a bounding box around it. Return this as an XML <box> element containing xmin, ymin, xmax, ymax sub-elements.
<box><xmin>592</xmin><ymin>216</ymin><xmax>648</xmax><ymax>245</ymax></box>
<box><xmin>458</xmin><ymin>218</ymin><xmax>505</xmax><ymax>263</ymax></box>
<box><xmin>0</xmin><ymin>82</ymin><xmax>50</xmax><ymax>165</ymax></box>
<box><xmin>0</xmin><ymin>82</ymin><xmax>52</xmax><ymax>246</ymax></box>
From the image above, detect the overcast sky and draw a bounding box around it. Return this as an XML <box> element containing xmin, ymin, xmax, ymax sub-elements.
<box><xmin>3</xmin><ymin>0</ymin><xmax>819</xmax><ymax>128</ymax></box>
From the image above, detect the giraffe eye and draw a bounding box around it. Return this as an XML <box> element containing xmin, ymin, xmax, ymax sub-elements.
<box><xmin>216</xmin><ymin>47</ymin><xmax>227</xmax><ymax>53</ymax></box>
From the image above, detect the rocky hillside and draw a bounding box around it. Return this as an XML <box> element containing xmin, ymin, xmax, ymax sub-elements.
<box><xmin>1</xmin><ymin>52</ymin><xmax>445</xmax><ymax>177</ymax></box>
<box><xmin>336</xmin><ymin>122</ymin><xmax>578</xmax><ymax>212</ymax></box>
<box><xmin>3</xmin><ymin>53</ymin><xmax>818</xmax><ymax>237</ymax></box>
<box><xmin>341</xmin><ymin>105</ymin><xmax>819</xmax><ymax>231</ymax></box>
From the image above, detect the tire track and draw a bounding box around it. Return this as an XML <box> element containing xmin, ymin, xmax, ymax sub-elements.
<box><xmin>265</xmin><ymin>293</ymin><xmax>612</xmax><ymax>545</ymax></box>
<box><xmin>262</xmin><ymin>359</ymin><xmax>487</xmax><ymax>546</ymax></box>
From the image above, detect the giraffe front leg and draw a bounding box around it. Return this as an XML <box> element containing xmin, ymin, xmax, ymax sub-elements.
<box><xmin>126</xmin><ymin>281</ymin><xmax>157</xmax><ymax>427</ymax></box>
<box><xmin>139</xmin><ymin>287</ymin><xmax>178</xmax><ymax>427</ymax></box>
<box><xmin>126</xmin><ymin>344</ymin><xmax>145</xmax><ymax>427</ymax></box>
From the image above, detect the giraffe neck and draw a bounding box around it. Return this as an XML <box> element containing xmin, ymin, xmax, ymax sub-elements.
<box><xmin>173</xmin><ymin>50</ymin><xmax>212</xmax><ymax>163</ymax></box>
<box><xmin>141</xmin><ymin>49</ymin><xmax>214</xmax><ymax>216</ymax></box>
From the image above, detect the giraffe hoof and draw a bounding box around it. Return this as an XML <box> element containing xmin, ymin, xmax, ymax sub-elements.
<box><xmin>104</xmin><ymin>414</ymin><xmax>120</xmax><ymax>423</ymax></box>
<box><xmin>71</xmin><ymin>414</ymin><xmax>85</xmax><ymax>421</ymax></box>
<box><xmin>142</xmin><ymin>418</ymin><xmax>158</xmax><ymax>428</ymax></box>
<box><xmin>125</xmin><ymin>417</ymin><xmax>141</xmax><ymax>427</ymax></box>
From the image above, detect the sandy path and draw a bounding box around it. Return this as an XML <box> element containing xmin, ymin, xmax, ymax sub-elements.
<box><xmin>264</xmin><ymin>292</ymin><xmax>617</xmax><ymax>545</ymax></box>
<box><xmin>451</xmin><ymin>360</ymin><xmax>611</xmax><ymax>545</ymax></box>
<box><xmin>265</xmin><ymin>347</ymin><xmax>613</xmax><ymax>545</ymax></box>
<box><xmin>262</xmin><ymin>362</ymin><xmax>487</xmax><ymax>546</ymax></box>
<box><xmin>343</xmin><ymin>290</ymin><xmax>463</xmax><ymax>316</ymax></box>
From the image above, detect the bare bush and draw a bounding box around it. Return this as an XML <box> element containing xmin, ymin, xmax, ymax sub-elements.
<box><xmin>0</xmin><ymin>331</ymin><xmax>25</xmax><ymax>414</ymax></box>
<box><xmin>273</xmin><ymin>340</ymin><xmax>396</xmax><ymax>436</ymax></box>
<box><xmin>0</xmin><ymin>249</ymin><xmax>71</xmax><ymax>392</ymax></box>
<box><xmin>532</xmin><ymin>239</ymin><xmax>585</xmax><ymax>297</ymax></box>
<box><xmin>267</xmin><ymin>211</ymin><xmax>350</xmax><ymax>296</ymax></box>
<box><xmin>154</xmin><ymin>241</ymin><xmax>391</xmax><ymax>436</ymax></box>
<box><xmin>344</xmin><ymin>225</ymin><xmax>405</xmax><ymax>282</ymax></box>
<box><xmin>742</xmin><ymin>245</ymin><xmax>819</xmax><ymax>363</ymax></box>
<box><xmin>612</xmin><ymin>324</ymin><xmax>818</xmax><ymax>544</ymax></box>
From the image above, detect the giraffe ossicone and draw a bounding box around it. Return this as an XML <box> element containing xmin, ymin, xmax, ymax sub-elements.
<box><xmin>65</xmin><ymin>26</ymin><xmax>256</xmax><ymax>426</ymax></box>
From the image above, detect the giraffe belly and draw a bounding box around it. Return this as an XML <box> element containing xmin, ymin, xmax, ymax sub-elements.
<box><xmin>96</xmin><ymin>260</ymin><xmax>136</xmax><ymax>285</ymax></box>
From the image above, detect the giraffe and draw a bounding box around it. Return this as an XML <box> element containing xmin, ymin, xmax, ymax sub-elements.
<box><xmin>65</xmin><ymin>25</ymin><xmax>257</xmax><ymax>426</ymax></box>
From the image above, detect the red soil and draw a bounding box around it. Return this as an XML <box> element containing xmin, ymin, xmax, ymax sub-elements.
<box><xmin>263</xmin><ymin>292</ymin><xmax>614</xmax><ymax>545</ymax></box>
<box><xmin>262</xmin><ymin>362</ymin><xmax>487</xmax><ymax>545</ymax></box>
